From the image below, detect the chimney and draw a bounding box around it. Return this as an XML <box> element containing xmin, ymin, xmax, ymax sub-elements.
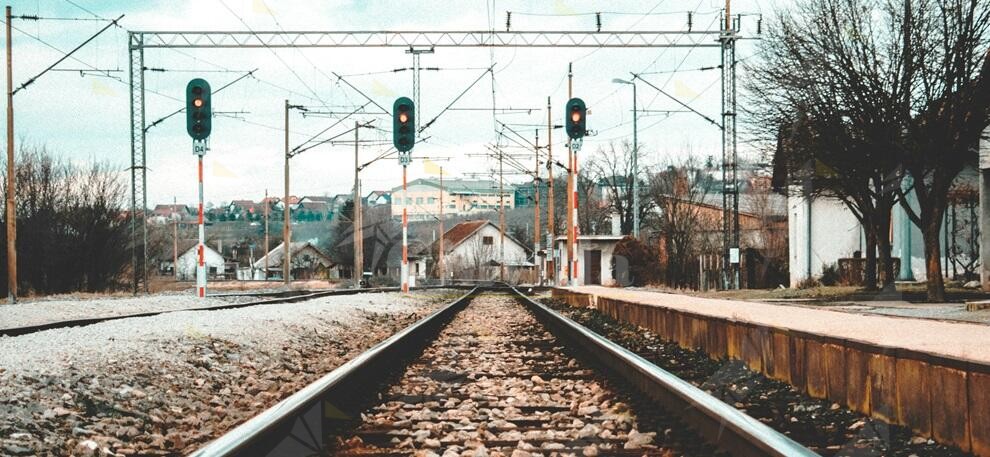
<box><xmin>611</xmin><ymin>212</ymin><xmax>621</xmax><ymax>236</ymax></box>
<box><xmin>216</xmin><ymin>239</ymin><xmax>222</xmax><ymax>254</ymax></box>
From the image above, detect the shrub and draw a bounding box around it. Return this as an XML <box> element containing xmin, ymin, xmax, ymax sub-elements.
<box><xmin>820</xmin><ymin>262</ymin><xmax>840</xmax><ymax>286</ymax></box>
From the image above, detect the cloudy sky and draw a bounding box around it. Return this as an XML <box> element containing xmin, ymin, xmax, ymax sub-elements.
<box><xmin>5</xmin><ymin>0</ymin><xmax>768</xmax><ymax>207</ymax></box>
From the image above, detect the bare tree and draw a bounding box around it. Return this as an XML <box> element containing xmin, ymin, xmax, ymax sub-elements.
<box><xmin>585</xmin><ymin>141</ymin><xmax>652</xmax><ymax>235</ymax></box>
<box><xmin>748</xmin><ymin>0</ymin><xmax>913</xmax><ymax>291</ymax></box>
<box><xmin>1</xmin><ymin>145</ymin><xmax>129</xmax><ymax>295</ymax></box>
<box><xmin>899</xmin><ymin>0</ymin><xmax>990</xmax><ymax>300</ymax></box>
<box><xmin>649</xmin><ymin>158</ymin><xmax>719</xmax><ymax>288</ymax></box>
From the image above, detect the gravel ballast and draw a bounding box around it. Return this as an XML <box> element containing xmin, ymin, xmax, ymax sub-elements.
<box><xmin>0</xmin><ymin>293</ymin><xmax>265</xmax><ymax>330</ymax></box>
<box><xmin>0</xmin><ymin>289</ymin><xmax>461</xmax><ymax>455</ymax></box>
<box><xmin>542</xmin><ymin>297</ymin><xmax>968</xmax><ymax>457</ymax></box>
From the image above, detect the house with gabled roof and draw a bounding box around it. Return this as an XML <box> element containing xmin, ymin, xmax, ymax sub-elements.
<box><xmin>437</xmin><ymin>219</ymin><xmax>531</xmax><ymax>282</ymax></box>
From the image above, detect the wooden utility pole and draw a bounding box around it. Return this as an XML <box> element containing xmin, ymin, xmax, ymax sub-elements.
<box><xmin>173</xmin><ymin>197</ymin><xmax>178</xmax><ymax>280</ymax></box>
<box><xmin>283</xmin><ymin>100</ymin><xmax>291</xmax><ymax>285</ymax></box>
<box><xmin>533</xmin><ymin>129</ymin><xmax>543</xmax><ymax>284</ymax></box>
<box><xmin>263</xmin><ymin>189</ymin><xmax>269</xmax><ymax>280</ymax></box>
<box><xmin>6</xmin><ymin>6</ymin><xmax>16</xmax><ymax>302</ymax></box>
<box><xmin>438</xmin><ymin>166</ymin><xmax>445</xmax><ymax>286</ymax></box>
<box><xmin>546</xmin><ymin>96</ymin><xmax>554</xmax><ymax>284</ymax></box>
<box><xmin>353</xmin><ymin>121</ymin><xmax>363</xmax><ymax>288</ymax></box>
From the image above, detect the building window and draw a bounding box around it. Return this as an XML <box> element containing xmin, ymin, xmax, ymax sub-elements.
<box><xmin>428</xmin><ymin>197</ymin><xmax>436</xmax><ymax>204</ymax></box>
<box><xmin>416</xmin><ymin>197</ymin><xmax>423</xmax><ymax>204</ymax></box>
<box><xmin>483</xmin><ymin>236</ymin><xmax>493</xmax><ymax>245</ymax></box>
<box><xmin>448</xmin><ymin>204</ymin><xmax>456</xmax><ymax>209</ymax></box>
<box><xmin>406</xmin><ymin>198</ymin><xmax>412</xmax><ymax>204</ymax></box>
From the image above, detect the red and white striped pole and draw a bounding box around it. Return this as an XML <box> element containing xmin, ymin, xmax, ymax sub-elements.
<box><xmin>571</xmin><ymin>144</ymin><xmax>580</xmax><ymax>286</ymax></box>
<box><xmin>196</xmin><ymin>149</ymin><xmax>206</xmax><ymax>298</ymax></box>
<box><xmin>401</xmin><ymin>165</ymin><xmax>409</xmax><ymax>293</ymax></box>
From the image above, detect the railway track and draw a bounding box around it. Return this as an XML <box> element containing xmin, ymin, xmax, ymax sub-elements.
<box><xmin>192</xmin><ymin>286</ymin><xmax>817</xmax><ymax>457</ymax></box>
<box><xmin>334</xmin><ymin>291</ymin><xmax>713</xmax><ymax>456</ymax></box>
<box><xmin>0</xmin><ymin>286</ymin><xmax>433</xmax><ymax>338</ymax></box>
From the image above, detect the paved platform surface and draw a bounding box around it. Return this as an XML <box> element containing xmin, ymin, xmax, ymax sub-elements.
<box><xmin>769</xmin><ymin>299</ymin><xmax>990</xmax><ymax>324</ymax></box>
<box><xmin>565</xmin><ymin>286</ymin><xmax>990</xmax><ymax>365</ymax></box>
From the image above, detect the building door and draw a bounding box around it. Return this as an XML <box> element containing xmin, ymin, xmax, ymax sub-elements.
<box><xmin>585</xmin><ymin>250</ymin><xmax>602</xmax><ymax>285</ymax></box>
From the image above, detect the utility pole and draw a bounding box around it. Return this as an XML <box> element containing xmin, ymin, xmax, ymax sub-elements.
<box><xmin>631</xmin><ymin>82</ymin><xmax>639</xmax><ymax>238</ymax></box>
<box><xmin>353</xmin><ymin>121</ymin><xmax>363</xmax><ymax>288</ymax></box>
<box><xmin>721</xmin><ymin>0</ymin><xmax>740</xmax><ymax>289</ymax></box>
<box><xmin>283</xmin><ymin>100</ymin><xmax>291</xmax><ymax>286</ymax></box>
<box><xmin>438</xmin><ymin>166</ymin><xmax>445</xmax><ymax>286</ymax></box>
<box><xmin>546</xmin><ymin>96</ymin><xmax>555</xmax><ymax>284</ymax></box>
<box><xmin>173</xmin><ymin>197</ymin><xmax>178</xmax><ymax>280</ymax></box>
<box><xmin>499</xmin><ymin>146</ymin><xmax>506</xmax><ymax>282</ymax></box>
<box><xmin>5</xmin><ymin>6</ymin><xmax>16</xmax><ymax>302</ymax></box>
<box><xmin>534</xmin><ymin>129</ymin><xmax>541</xmax><ymax>285</ymax></box>
<box><xmin>264</xmin><ymin>189</ymin><xmax>269</xmax><ymax>280</ymax></box>
<box><xmin>612</xmin><ymin>77</ymin><xmax>640</xmax><ymax>238</ymax></box>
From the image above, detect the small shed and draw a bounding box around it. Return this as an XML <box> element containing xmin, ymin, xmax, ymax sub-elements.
<box><xmin>553</xmin><ymin>235</ymin><xmax>624</xmax><ymax>286</ymax></box>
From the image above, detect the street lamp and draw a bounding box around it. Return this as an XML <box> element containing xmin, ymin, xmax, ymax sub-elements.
<box><xmin>612</xmin><ymin>78</ymin><xmax>639</xmax><ymax>238</ymax></box>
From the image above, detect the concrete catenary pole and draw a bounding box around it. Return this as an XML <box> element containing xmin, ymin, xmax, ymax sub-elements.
<box><xmin>534</xmin><ymin>129</ymin><xmax>541</xmax><ymax>285</ymax></box>
<box><xmin>546</xmin><ymin>96</ymin><xmax>554</xmax><ymax>284</ymax></box>
<box><xmin>5</xmin><ymin>6</ymin><xmax>17</xmax><ymax>302</ymax></box>
<box><xmin>631</xmin><ymin>81</ymin><xmax>639</xmax><ymax>238</ymax></box>
<box><xmin>283</xmin><ymin>100</ymin><xmax>291</xmax><ymax>286</ymax></box>
<box><xmin>439</xmin><ymin>166</ymin><xmax>445</xmax><ymax>286</ymax></box>
<box><xmin>499</xmin><ymin>147</ymin><xmax>506</xmax><ymax>282</ymax></box>
<box><xmin>263</xmin><ymin>188</ymin><xmax>269</xmax><ymax>280</ymax></box>
<box><xmin>353</xmin><ymin>121</ymin><xmax>363</xmax><ymax>288</ymax></box>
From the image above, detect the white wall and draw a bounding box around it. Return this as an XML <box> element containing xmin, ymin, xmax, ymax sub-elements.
<box><xmin>553</xmin><ymin>238</ymin><xmax>621</xmax><ymax>286</ymax></box>
<box><xmin>176</xmin><ymin>245</ymin><xmax>226</xmax><ymax>280</ymax></box>
<box><xmin>788</xmin><ymin>193</ymin><xmax>864</xmax><ymax>286</ymax></box>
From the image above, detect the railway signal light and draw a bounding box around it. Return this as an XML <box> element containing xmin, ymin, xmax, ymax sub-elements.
<box><xmin>393</xmin><ymin>97</ymin><xmax>415</xmax><ymax>153</ymax></box>
<box><xmin>565</xmin><ymin>98</ymin><xmax>587</xmax><ymax>140</ymax></box>
<box><xmin>186</xmin><ymin>78</ymin><xmax>212</xmax><ymax>140</ymax></box>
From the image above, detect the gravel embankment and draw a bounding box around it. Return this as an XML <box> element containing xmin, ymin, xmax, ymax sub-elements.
<box><xmin>0</xmin><ymin>289</ymin><xmax>462</xmax><ymax>456</ymax></box>
<box><xmin>0</xmin><ymin>293</ymin><xmax>265</xmax><ymax>330</ymax></box>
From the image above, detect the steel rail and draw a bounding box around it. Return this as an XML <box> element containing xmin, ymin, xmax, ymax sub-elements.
<box><xmin>0</xmin><ymin>286</ymin><xmax>462</xmax><ymax>338</ymax></box>
<box><xmin>512</xmin><ymin>286</ymin><xmax>819</xmax><ymax>457</ymax></box>
<box><xmin>189</xmin><ymin>286</ymin><xmax>480</xmax><ymax>457</ymax></box>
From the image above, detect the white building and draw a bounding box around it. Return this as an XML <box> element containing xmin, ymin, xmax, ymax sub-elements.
<box><xmin>552</xmin><ymin>235</ymin><xmax>625</xmax><ymax>287</ymax></box>
<box><xmin>440</xmin><ymin>220</ymin><xmax>532</xmax><ymax>281</ymax></box>
<box><xmin>165</xmin><ymin>241</ymin><xmax>226</xmax><ymax>281</ymax></box>
<box><xmin>785</xmin><ymin>182</ymin><xmax>972</xmax><ymax>286</ymax></box>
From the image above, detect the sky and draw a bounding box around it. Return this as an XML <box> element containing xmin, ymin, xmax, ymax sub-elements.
<box><xmin>4</xmin><ymin>0</ymin><xmax>769</xmax><ymax>207</ymax></box>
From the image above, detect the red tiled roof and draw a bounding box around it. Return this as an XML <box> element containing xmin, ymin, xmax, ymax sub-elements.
<box><xmin>441</xmin><ymin>220</ymin><xmax>489</xmax><ymax>251</ymax></box>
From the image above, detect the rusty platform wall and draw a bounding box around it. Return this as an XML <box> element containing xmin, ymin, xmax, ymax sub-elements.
<box><xmin>551</xmin><ymin>288</ymin><xmax>990</xmax><ymax>456</ymax></box>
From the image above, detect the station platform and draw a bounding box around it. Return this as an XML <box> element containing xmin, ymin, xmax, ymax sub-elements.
<box><xmin>553</xmin><ymin>286</ymin><xmax>990</xmax><ymax>456</ymax></box>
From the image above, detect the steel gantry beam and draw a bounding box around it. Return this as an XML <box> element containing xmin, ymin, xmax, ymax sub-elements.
<box><xmin>136</xmin><ymin>30</ymin><xmax>723</xmax><ymax>49</ymax></box>
<box><xmin>126</xmin><ymin>29</ymin><xmax>727</xmax><ymax>294</ymax></box>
